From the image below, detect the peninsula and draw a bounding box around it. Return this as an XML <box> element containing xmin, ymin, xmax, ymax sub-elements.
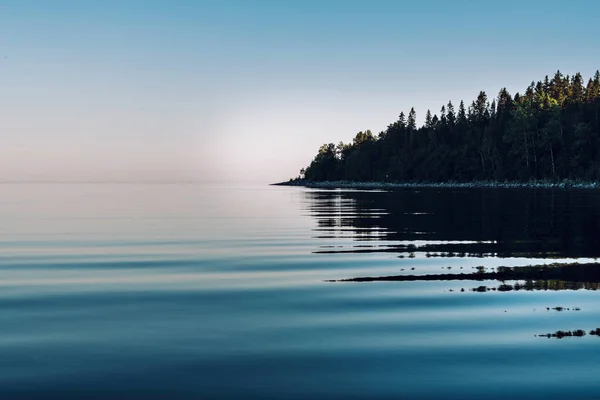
<box><xmin>279</xmin><ymin>71</ymin><xmax>600</xmax><ymax>188</ymax></box>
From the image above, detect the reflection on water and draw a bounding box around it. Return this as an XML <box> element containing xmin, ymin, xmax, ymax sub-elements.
<box><xmin>4</xmin><ymin>184</ymin><xmax>600</xmax><ymax>399</ymax></box>
<box><xmin>306</xmin><ymin>188</ymin><xmax>600</xmax><ymax>258</ymax></box>
<box><xmin>308</xmin><ymin>188</ymin><xmax>600</xmax><ymax>293</ymax></box>
<box><xmin>305</xmin><ymin>187</ymin><xmax>600</xmax><ymax>373</ymax></box>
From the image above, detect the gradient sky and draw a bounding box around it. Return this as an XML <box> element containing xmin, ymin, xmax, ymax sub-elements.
<box><xmin>1</xmin><ymin>0</ymin><xmax>599</xmax><ymax>183</ymax></box>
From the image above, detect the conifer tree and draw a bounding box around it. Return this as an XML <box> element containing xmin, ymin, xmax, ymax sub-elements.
<box><xmin>407</xmin><ymin>108</ymin><xmax>417</xmax><ymax>131</ymax></box>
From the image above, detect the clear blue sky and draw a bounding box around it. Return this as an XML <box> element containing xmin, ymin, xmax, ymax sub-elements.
<box><xmin>1</xmin><ymin>0</ymin><xmax>599</xmax><ymax>182</ymax></box>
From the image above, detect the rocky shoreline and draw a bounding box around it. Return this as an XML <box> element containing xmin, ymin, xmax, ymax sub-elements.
<box><xmin>272</xmin><ymin>179</ymin><xmax>600</xmax><ymax>190</ymax></box>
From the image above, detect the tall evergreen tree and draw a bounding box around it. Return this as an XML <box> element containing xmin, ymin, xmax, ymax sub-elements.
<box><xmin>407</xmin><ymin>108</ymin><xmax>417</xmax><ymax>131</ymax></box>
<box><xmin>425</xmin><ymin>110</ymin><xmax>433</xmax><ymax>129</ymax></box>
<box><xmin>398</xmin><ymin>112</ymin><xmax>406</xmax><ymax>128</ymax></box>
<box><xmin>446</xmin><ymin>101</ymin><xmax>456</xmax><ymax>127</ymax></box>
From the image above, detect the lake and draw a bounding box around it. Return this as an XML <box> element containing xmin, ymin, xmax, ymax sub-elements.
<box><xmin>2</xmin><ymin>183</ymin><xmax>600</xmax><ymax>399</ymax></box>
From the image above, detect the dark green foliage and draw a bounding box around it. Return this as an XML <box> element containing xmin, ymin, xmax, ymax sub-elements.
<box><xmin>301</xmin><ymin>70</ymin><xmax>600</xmax><ymax>183</ymax></box>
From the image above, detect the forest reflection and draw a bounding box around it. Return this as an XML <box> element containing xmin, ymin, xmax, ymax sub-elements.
<box><xmin>305</xmin><ymin>188</ymin><xmax>600</xmax><ymax>259</ymax></box>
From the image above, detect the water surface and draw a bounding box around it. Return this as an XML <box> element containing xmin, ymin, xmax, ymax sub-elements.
<box><xmin>2</xmin><ymin>183</ymin><xmax>600</xmax><ymax>399</ymax></box>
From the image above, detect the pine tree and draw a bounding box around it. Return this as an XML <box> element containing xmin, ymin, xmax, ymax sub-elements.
<box><xmin>550</xmin><ymin>70</ymin><xmax>566</xmax><ymax>104</ymax></box>
<box><xmin>398</xmin><ymin>112</ymin><xmax>406</xmax><ymax>128</ymax></box>
<box><xmin>407</xmin><ymin>108</ymin><xmax>417</xmax><ymax>131</ymax></box>
<box><xmin>425</xmin><ymin>110</ymin><xmax>433</xmax><ymax>129</ymax></box>
<box><xmin>543</xmin><ymin>75</ymin><xmax>550</xmax><ymax>93</ymax></box>
<box><xmin>473</xmin><ymin>91</ymin><xmax>490</xmax><ymax>124</ymax></box>
<box><xmin>570</xmin><ymin>73</ymin><xmax>585</xmax><ymax>103</ymax></box>
<box><xmin>446</xmin><ymin>101</ymin><xmax>456</xmax><ymax>127</ymax></box>
<box><xmin>457</xmin><ymin>101</ymin><xmax>467</xmax><ymax>127</ymax></box>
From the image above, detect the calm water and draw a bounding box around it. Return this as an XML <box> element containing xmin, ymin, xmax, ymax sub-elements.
<box><xmin>2</xmin><ymin>183</ymin><xmax>600</xmax><ymax>399</ymax></box>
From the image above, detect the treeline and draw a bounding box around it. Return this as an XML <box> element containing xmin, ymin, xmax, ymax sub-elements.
<box><xmin>301</xmin><ymin>70</ymin><xmax>600</xmax><ymax>182</ymax></box>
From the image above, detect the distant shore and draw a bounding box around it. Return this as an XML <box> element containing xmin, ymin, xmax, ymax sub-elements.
<box><xmin>272</xmin><ymin>179</ymin><xmax>600</xmax><ymax>190</ymax></box>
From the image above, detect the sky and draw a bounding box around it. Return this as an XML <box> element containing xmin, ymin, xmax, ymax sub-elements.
<box><xmin>1</xmin><ymin>0</ymin><xmax>599</xmax><ymax>183</ymax></box>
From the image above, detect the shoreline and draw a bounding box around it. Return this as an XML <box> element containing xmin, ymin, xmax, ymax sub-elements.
<box><xmin>271</xmin><ymin>179</ymin><xmax>600</xmax><ymax>190</ymax></box>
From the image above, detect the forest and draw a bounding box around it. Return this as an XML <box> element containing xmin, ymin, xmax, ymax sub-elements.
<box><xmin>299</xmin><ymin>70</ymin><xmax>600</xmax><ymax>183</ymax></box>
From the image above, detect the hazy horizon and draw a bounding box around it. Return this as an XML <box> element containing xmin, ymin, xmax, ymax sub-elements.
<box><xmin>1</xmin><ymin>0</ymin><xmax>599</xmax><ymax>184</ymax></box>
